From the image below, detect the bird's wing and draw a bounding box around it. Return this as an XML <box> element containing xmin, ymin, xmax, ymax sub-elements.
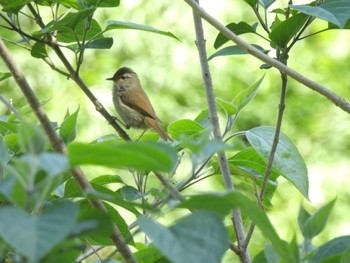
<box><xmin>119</xmin><ymin>88</ymin><xmax>158</xmax><ymax>120</ymax></box>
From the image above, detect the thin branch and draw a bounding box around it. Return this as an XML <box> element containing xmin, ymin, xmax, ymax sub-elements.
<box><xmin>191</xmin><ymin>1</ymin><xmax>250</xmax><ymax>262</ymax></box>
<box><xmin>184</xmin><ymin>0</ymin><xmax>350</xmax><ymax>115</ymax></box>
<box><xmin>0</xmin><ymin>38</ymin><xmax>137</xmax><ymax>263</ymax></box>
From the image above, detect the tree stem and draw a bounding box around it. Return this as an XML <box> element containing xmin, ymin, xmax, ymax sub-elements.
<box><xmin>191</xmin><ymin>1</ymin><xmax>250</xmax><ymax>262</ymax></box>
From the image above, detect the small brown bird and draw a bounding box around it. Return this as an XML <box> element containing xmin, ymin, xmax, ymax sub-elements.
<box><xmin>107</xmin><ymin>67</ymin><xmax>172</xmax><ymax>141</ymax></box>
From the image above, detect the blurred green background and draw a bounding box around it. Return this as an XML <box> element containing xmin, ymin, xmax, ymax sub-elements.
<box><xmin>1</xmin><ymin>0</ymin><xmax>350</xmax><ymax>261</ymax></box>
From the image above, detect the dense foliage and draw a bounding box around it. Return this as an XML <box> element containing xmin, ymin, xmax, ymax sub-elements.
<box><xmin>0</xmin><ymin>0</ymin><xmax>350</xmax><ymax>262</ymax></box>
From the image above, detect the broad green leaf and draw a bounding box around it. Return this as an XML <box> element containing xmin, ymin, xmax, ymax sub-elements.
<box><xmin>208</xmin><ymin>44</ymin><xmax>267</xmax><ymax>61</ymax></box>
<box><xmin>90</xmin><ymin>174</ymin><xmax>125</xmax><ymax>185</ymax></box>
<box><xmin>0</xmin><ymin>120</ymin><xmax>17</xmax><ymax>134</ymax></box>
<box><xmin>301</xmin><ymin>199</ymin><xmax>336</xmax><ymax>239</ymax></box>
<box><xmin>246</xmin><ymin>126</ymin><xmax>309</xmax><ymax>199</ymax></box>
<box><xmin>0</xmin><ymin>72</ymin><xmax>12</xmax><ymax>82</ymax></box>
<box><xmin>216</xmin><ymin>98</ymin><xmax>237</xmax><ymax>116</ymax></box>
<box><xmin>105</xmin><ymin>21</ymin><xmax>179</xmax><ymax>41</ymax></box>
<box><xmin>83</xmin><ymin>201</ymin><xmax>134</xmax><ymax>246</ymax></box>
<box><xmin>120</xmin><ymin>185</ymin><xmax>144</xmax><ymax>201</ymax></box>
<box><xmin>3</xmin><ymin>133</ymin><xmax>21</xmax><ymax>153</ymax></box>
<box><xmin>134</xmin><ymin>247</ymin><xmax>168</xmax><ymax>263</ymax></box>
<box><xmin>85</xmin><ymin>37</ymin><xmax>113</xmax><ymax>49</ymax></box>
<box><xmin>64</xmin><ymin>178</ymin><xmax>141</xmax><ymax>216</ymax></box>
<box><xmin>59</xmin><ymin>107</ymin><xmax>79</xmax><ymax>144</ymax></box>
<box><xmin>51</xmin><ymin>8</ymin><xmax>96</xmax><ymax>31</ymax></box>
<box><xmin>224</xmin><ymin>191</ymin><xmax>297</xmax><ymax>263</ymax></box>
<box><xmin>291</xmin><ymin>0</ymin><xmax>350</xmax><ymax>28</ymax></box>
<box><xmin>176</xmin><ymin>194</ymin><xmax>233</xmax><ymax>216</ymax></box>
<box><xmin>341</xmin><ymin>247</ymin><xmax>350</xmax><ymax>263</ymax></box>
<box><xmin>264</xmin><ymin>244</ymin><xmax>280</xmax><ymax>263</ymax></box>
<box><xmin>194</xmin><ymin>109</ymin><xmax>210</xmax><ymax>128</ymax></box>
<box><xmin>0</xmin><ymin>201</ymin><xmax>79</xmax><ymax>262</ymax></box>
<box><xmin>31</xmin><ymin>42</ymin><xmax>47</xmax><ymax>59</ymax></box>
<box><xmin>269</xmin><ymin>13</ymin><xmax>309</xmax><ymax>47</ymax></box>
<box><xmin>0</xmin><ymin>0</ymin><xmax>31</xmax><ymax>13</ymax></box>
<box><xmin>244</xmin><ymin>0</ymin><xmax>257</xmax><ymax>8</ymax></box>
<box><xmin>37</xmin><ymin>153</ymin><xmax>69</xmax><ymax>177</ymax></box>
<box><xmin>167</xmin><ymin>119</ymin><xmax>204</xmax><ymax>140</ymax></box>
<box><xmin>139</xmin><ymin>211</ymin><xmax>228</xmax><ymax>263</ymax></box>
<box><xmin>227</xmin><ymin>148</ymin><xmax>279</xmax><ymax>206</ymax></box>
<box><xmin>214</xmin><ymin>22</ymin><xmax>258</xmax><ymax>49</ymax></box>
<box><xmin>68</xmin><ymin>141</ymin><xmax>176</xmax><ymax>172</ymax></box>
<box><xmin>308</xmin><ymin>236</ymin><xmax>350</xmax><ymax>263</ymax></box>
<box><xmin>233</xmin><ymin>75</ymin><xmax>264</xmax><ymax>111</ymax></box>
<box><xmin>18</xmin><ymin>120</ymin><xmax>47</xmax><ymax>154</ymax></box>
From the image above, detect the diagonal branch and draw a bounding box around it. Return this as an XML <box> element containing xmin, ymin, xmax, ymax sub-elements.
<box><xmin>0</xmin><ymin>38</ymin><xmax>137</xmax><ymax>263</ymax></box>
<box><xmin>184</xmin><ymin>0</ymin><xmax>350</xmax><ymax>115</ymax></box>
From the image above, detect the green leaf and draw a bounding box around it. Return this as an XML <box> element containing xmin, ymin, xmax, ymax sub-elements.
<box><xmin>0</xmin><ymin>201</ymin><xmax>79</xmax><ymax>262</ymax></box>
<box><xmin>216</xmin><ymin>98</ymin><xmax>238</xmax><ymax>116</ymax></box>
<box><xmin>68</xmin><ymin>141</ymin><xmax>177</xmax><ymax>172</ymax></box>
<box><xmin>194</xmin><ymin>109</ymin><xmax>210</xmax><ymax>128</ymax></box>
<box><xmin>18</xmin><ymin>120</ymin><xmax>47</xmax><ymax>154</ymax></box>
<box><xmin>120</xmin><ymin>185</ymin><xmax>144</xmax><ymax>201</ymax></box>
<box><xmin>134</xmin><ymin>247</ymin><xmax>168</xmax><ymax>263</ymax></box>
<box><xmin>0</xmin><ymin>72</ymin><xmax>12</xmax><ymax>82</ymax></box>
<box><xmin>59</xmin><ymin>107</ymin><xmax>79</xmax><ymax>144</ymax></box>
<box><xmin>233</xmin><ymin>75</ymin><xmax>264</xmax><ymax>112</ymax></box>
<box><xmin>31</xmin><ymin>42</ymin><xmax>48</xmax><ymax>59</ymax></box>
<box><xmin>85</xmin><ymin>37</ymin><xmax>113</xmax><ymax>49</ymax></box>
<box><xmin>139</xmin><ymin>211</ymin><xmax>229</xmax><ymax>263</ymax></box>
<box><xmin>0</xmin><ymin>120</ymin><xmax>17</xmax><ymax>134</ymax></box>
<box><xmin>3</xmin><ymin>133</ymin><xmax>21</xmax><ymax>153</ymax></box>
<box><xmin>58</xmin><ymin>19</ymin><xmax>103</xmax><ymax>44</ymax></box>
<box><xmin>214</xmin><ymin>22</ymin><xmax>257</xmax><ymax>49</ymax></box>
<box><xmin>260</xmin><ymin>0</ymin><xmax>276</xmax><ymax>9</ymax></box>
<box><xmin>105</xmin><ymin>21</ymin><xmax>179</xmax><ymax>41</ymax></box>
<box><xmin>208</xmin><ymin>44</ymin><xmax>267</xmax><ymax>61</ymax></box>
<box><xmin>308</xmin><ymin>236</ymin><xmax>350</xmax><ymax>263</ymax></box>
<box><xmin>224</xmin><ymin>191</ymin><xmax>297</xmax><ymax>263</ymax></box>
<box><xmin>84</xmin><ymin>0</ymin><xmax>119</xmax><ymax>8</ymax></box>
<box><xmin>90</xmin><ymin>174</ymin><xmax>125</xmax><ymax>185</ymax></box>
<box><xmin>300</xmin><ymin>199</ymin><xmax>336</xmax><ymax>239</ymax></box>
<box><xmin>37</xmin><ymin>153</ymin><xmax>69</xmax><ymax>177</ymax></box>
<box><xmin>298</xmin><ymin>205</ymin><xmax>311</xmax><ymax>234</ymax></box>
<box><xmin>176</xmin><ymin>194</ymin><xmax>233</xmax><ymax>216</ymax></box>
<box><xmin>227</xmin><ymin>148</ymin><xmax>279</xmax><ymax>206</ymax></box>
<box><xmin>246</xmin><ymin>126</ymin><xmax>309</xmax><ymax>199</ymax></box>
<box><xmin>168</xmin><ymin>119</ymin><xmax>204</xmax><ymax>140</ymax></box>
<box><xmin>291</xmin><ymin>0</ymin><xmax>350</xmax><ymax>28</ymax></box>
<box><xmin>244</xmin><ymin>0</ymin><xmax>257</xmax><ymax>8</ymax></box>
<box><xmin>0</xmin><ymin>0</ymin><xmax>31</xmax><ymax>13</ymax></box>
<box><xmin>269</xmin><ymin>13</ymin><xmax>309</xmax><ymax>47</ymax></box>
<box><xmin>64</xmin><ymin>178</ymin><xmax>141</xmax><ymax>216</ymax></box>
<box><xmin>51</xmin><ymin>8</ymin><xmax>96</xmax><ymax>31</ymax></box>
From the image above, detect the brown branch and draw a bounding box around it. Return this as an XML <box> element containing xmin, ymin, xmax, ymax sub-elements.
<box><xmin>184</xmin><ymin>0</ymin><xmax>350</xmax><ymax>115</ymax></box>
<box><xmin>0</xmin><ymin>38</ymin><xmax>137</xmax><ymax>263</ymax></box>
<box><xmin>191</xmin><ymin>1</ymin><xmax>250</xmax><ymax>262</ymax></box>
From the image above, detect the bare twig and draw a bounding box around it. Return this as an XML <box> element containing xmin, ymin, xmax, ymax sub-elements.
<box><xmin>191</xmin><ymin>1</ymin><xmax>250</xmax><ymax>262</ymax></box>
<box><xmin>184</xmin><ymin>0</ymin><xmax>350</xmax><ymax>114</ymax></box>
<box><xmin>0</xmin><ymin>38</ymin><xmax>137</xmax><ymax>263</ymax></box>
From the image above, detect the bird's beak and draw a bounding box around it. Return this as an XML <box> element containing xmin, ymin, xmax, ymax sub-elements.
<box><xmin>106</xmin><ymin>77</ymin><xmax>114</xmax><ymax>81</ymax></box>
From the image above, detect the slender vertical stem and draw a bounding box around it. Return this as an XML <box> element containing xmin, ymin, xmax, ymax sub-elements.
<box><xmin>191</xmin><ymin>1</ymin><xmax>250</xmax><ymax>262</ymax></box>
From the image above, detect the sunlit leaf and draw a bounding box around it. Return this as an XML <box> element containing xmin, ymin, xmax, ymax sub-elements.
<box><xmin>246</xmin><ymin>126</ymin><xmax>309</xmax><ymax>199</ymax></box>
<box><xmin>105</xmin><ymin>21</ymin><xmax>179</xmax><ymax>41</ymax></box>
